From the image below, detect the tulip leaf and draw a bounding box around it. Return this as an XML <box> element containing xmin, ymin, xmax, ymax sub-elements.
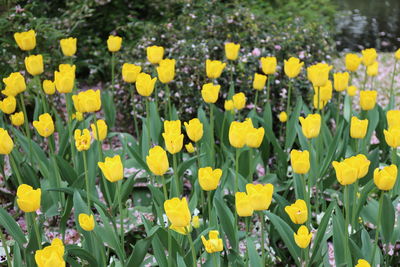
<box><xmin>365</xmin><ymin>107</ymin><xmax>379</xmax><ymax>143</ymax></box>
<box><xmin>102</xmin><ymin>91</ymin><xmax>116</xmax><ymax>128</ymax></box>
<box><xmin>214</xmin><ymin>195</ymin><xmax>237</xmax><ymax>251</ymax></box>
<box><xmin>332</xmin><ymin>206</ymin><xmax>347</xmax><ymax>266</ymax></box>
<box><xmin>126</xmin><ymin>237</ymin><xmax>153</xmax><ymax>267</ymax></box>
<box><xmin>149</xmin><ymin>101</ymin><xmax>163</xmax><ymax>145</ymax></box>
<box><xmin>381</xmin><ymin>194</ymin><xmax>395</xmax><ymax>244</ymax></box>
<box><xmin>0</xmin><ymin>207</ymin><xmax>27</xmax><ymax>247</ymax></box>
<box><xmin>361</xmin><ymin>228</ymin><xmax>372</xmax><ymax>258</ymax></box>
<box><xmin>127</xmin><ymin>144</ymin><xmax>151</xmax><ymax>174</ymax></box>
<box><xmin>285</xmin><ymin>98</ymin><xmax>302</xmax><ymax>150</ymax></box>
<box><xmin>66</xmin><ymin>245</ymin><xmax>99</xmax><ymax>267</ymax></box>
<box><xmin>247</xmin><ymin>236</ymin><xmax>262</xmax><ymax>266</ymax></box>
<box><xmin>177</xmin><ymin>154</ymin><xmax>201</xmax><ymax>178</ymax></box>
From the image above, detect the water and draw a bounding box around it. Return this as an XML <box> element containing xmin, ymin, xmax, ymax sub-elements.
<box><xmin>335</xmin><ymin>0</ymin><xmax>400</xmax><ymax>51</ymax></box>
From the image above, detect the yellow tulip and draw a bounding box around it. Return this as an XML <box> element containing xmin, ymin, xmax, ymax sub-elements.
<box><xmin>362</xmin><ymin>48</ymin><xmax>377</xmax><ymax>66</ymax></box>
<box><xmin>42</xmin><ymin>80</ymin><xmax>56</xmax><ymax>95</ymax></box>
<box><xmin>60</xmin><ymin>37</ymin><xmax>77</xmax><ymax>57</ymax></box>
<box><xmin>246</xmin><ymin>126</ymin><xmax>265</xmax><ymax>148</ymax></box>
<box><xmin>332</xmin><ymin>158</ymin><xmax>358</xmax><ymax>185</ymax></box>
<box><xmin>14</xmin><ymin>29</ymin><xmax>36</xmax><ymax>51</ymax></box>
<box><xmin>246</xmin><ymin>183</ymin><xmax>274</xmax><ymax>211</ymax></box>
<box><xmin>224</xmin><ymin>100</ymin><xmax>234</xmax><ymax>111</ymax></box>
<box><xmin>0</xmin><ymin>128</ymin><xmax>13</xmax><ymax>155</ymax></box>
<box><xmin>313</xmin><ymin>94</ymin><xmax>327</xmax><ymax>110</ymax></box>
<box><xmin>294</xmin><ymin>225</ymin><xmax>312</xmax><ymax>248</ymax></box>
<box><xmin>285</xmin><ymin>199</ymin><xmax>307</xmax><ymax>224</ymax></box>
<box><xmin>229</xmin><ymin>121</ymin><xmax>249</xmax><ymax>148</ymax></box>
<box><xmin>355</xmin><ymin>259</ymin><xmax>371</xmax><ymax>267</ymax></box>
<box><xmin>169</xmin><ymin>224</ymin><xmax>192</xmax><ymax>235</ymax></box>
<box><xmin>359</xmin><ymin>90</ymin><xmax>377</xmax><ymax>111</ymax></box>
<box><xmin>59</xmin><ymin>64</ymin><xmax>76</xmax><ymax>78</ymax></box>
<box><xmin>299</xmin><ymin>114</ymin><xmax>321</xmax><ymax>139</ymax></box>
<box><xmin>107</xmin><ymin>35</ymin><xmax>122</xmax><ymax>52</ymax></box>
<box><xmin>384</xmin><ymin>127</ymin><xmax>400</xmax><ymax>148</ymax></box>
<box><xmin>198</xmin><ymin>167</ymin><xmax>222</xmax><ymax>191</ymax></box>
<box><xmin>33</xmin><ymin>113</ymin><xmax>54</xmax><ymax>137</ymax></box>
<box><xmin>284</xmin><ymin>57</ymin><xmax>304</xmax><ymax>78</ymax></box>
<box><xmin>235</xmin><ymin>192</ymin><xmax>254</xmax><ymax>217</ymax></box>
<box><xmin>135</xmin><ymin>73</ymin><xmax>157</xmax><ymax>97</ymax></box>
<box><xmin>10</xmin><ymin>112</ymin><xmax>24</xmax><ymax>127</ymax></box>
<box><xmin>98</xmin><ymin>155</ymin><xmax>124</xmax><ymax>183</ymax></box>
<box><xmin>163</xmin><ymin>132</ymin><xmax>184</xmax><ymax>154</ymax></box>
<box><xmin>345</xmin><ymin>53</ymin><xmax>362</xmax><ymax>72</ymax></box>
<box><xmin>206</xmin><ymin>60</ymin><xmax>226</xmax><ymax>79</ymax></box>
<box><xmin>146</xmin><ymin>146</ymin><xmax>169</xmax><ymax>176</ymax></box>
<box><xmin>191</xmin><ymin>216</ymin><xmax>200</xmax><ymax>229</ymax></box>
<box><xmin>0</xmin><ymin>96</ymin><xmax>17</xmax><ymax>114</ymax></box>
<box><xmin>146</xmin><ymin>45</ymin><xmax>164</xmax><ymax>64</ymax></box>
<box><xmin>350</xmin><ymin>117</ymin><xmax>368</xmax><ymax>139</ymax></box>
<box><xmin>72</xmin><ymin>112</ymin><xmax>84</xmax><ymax>121</ymax></box>
<box><xmin>396</xmin><ymin>49</ymin><xmax>400</xmax><ymax>60</ymax></box>
<box><xmin>54</xmin><ymin>68</ymin><xmax>75</xmax><ymax>94</ymax></box>
<box><xmin>279</xmin><ymin>111</ymin><xmax>288</xmax><ymax>122</ymax></box>
<box><xmin>25</xmin><ymin>55</ymin><xmax>44</xmax><ymax>76</ymax></box>
<box><xmin>201</xmin><ymin>230</ymin><xmax>223</xmax><ymax>253</ymax></box>
<box><xmin>307</xmin><ymin>63</ymin><xmax>332</xmax><ymax>87</ymax></box>
<box><xmin>253</xmin><ymin>73</ymin><xmax>267</xmax><ymax>90</ymax></box>
<box><xmin>346</xmin><ymin>154</ymin><xmax>371</xmax><ymax>179</ymax></box>
<box><xmin>387</xmin><ymin>110</ymin><xmax>400</xmax><ymax>128</ymax></box>
<box><xmin>184</xmin><ymin>118</ymin><xmax>203</xmax><ymax>142</ymax></box>
<box><xmin>72</xmin><ymin>90</ymin><xmax>101</xmax><ymax>113</ymax></box>
<box><xmin>16</xmin><ymin>184</ymin><xmax>41</xmax><ymax>212</ymax></box>
<box><xmin>333</xmin><ymin>72</ymin><xmax>349</xmax><ymax>92</ymax></box>
<box><xmin>164</xmin><ymin>197</ymin><xmax>191</xmax><ymax>227</ymax></box>
<box><xmin>74</xmin><ymin>129</ymin><xmax>91</xmax><ymax>151</ymax></box>
<box><xmin>225</xmin><ymin>42</ymin><xmax>240</xmax><ymax>60</ymax></box>
<box><xmin>164</xmin><ymin>120</ymin><xmax>181</xmax><ymax>135</ymax></box>
<box><xmin>157</xmin><ymin>59</ymin><xmax>175</xmax><ymax>83</ymax></box>
<box><xmin>347</xmin><ymin>85</ymin><xmax>357</xmax><ymax>97</ymax></box>
<box><xmin>367</xmin><ymin>61</ymin><xmax>378</xmax><ymax>76</ymax></box>
<box><xmin>232</xmin><ymin>92</ymin><xmax>246</xmax><ymax>110</ymax></box>
<box><xmin>185</xmin><ymin>143</ymin><xmax>195</xmax><ymax>153</ymax></box>
<box><xmin>314</xmin><ymin>80</ymin><xmax>333</xmax><ymax>101</ymax></box>
<box><xmin>201</xmin><ymin>83</ymin><xmax>220</xmax><ymax>103</ymax></box>
<box><xmin>35</xmin><ymin>238</ymin><xmax>65</xmax><ymax>267</ymax></box>
<box><xmin>290</xmin><ymin>150</ymin><xmax>310</xmax><ymax>174</ymax></box>
<box><xmin>91</xmin><ymin>119</ymin><xmax>108</xmax><ymax>141</ymax></box>
<box><xmin>2</xmin><ymin>72</ymin><xmax>26</xmax><ymax>97</ymax></box>
<box><xmin>374</xmin><ymin>165</ymin><xmax>397</xmax><ymax>191</ymax></box>
<box><xmin>78</xmin><ymin>213</ymin><xmax>95</xmax><ymax>231</ymax></box>
<box><xmin>261</xmin><ymin>56</ymin><xmax>277</xmax><ymax>75</ymax></box>
<box><xmin>122</xmin><ymin>63</ymin><xmax>141</xmax><ymax>83</ymax></box>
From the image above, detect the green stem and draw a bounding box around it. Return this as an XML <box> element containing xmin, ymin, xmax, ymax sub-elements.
<box><xmin>389</xmin><ymin>60</ymin><xmax>397</xmax><ymax>109</ymax></box>
<box><xmin>248</xmin><ymin>148</ymin><xmax>253</xmax><ymax>182</ymax></box>
<box><xmin>0</xmin><ymin>228</ymin><xmax>11</xmax><ymax>267</ymax></box>
<box><xmin>83</xmin><ymin>151</ymin><xmax>90</xmax><ymax>208</ymax></box>
<box><xmin>49</xmin><ymin>137</ymin><xmax>64</xmax><ymax>206</ymax></box>
<box><xmin>302</xmin><ymin>174</ymin><xmax>311</xmax><ymax>228</ymax></box>
<box><xmin>146</xmin><ymin>98</ymin><xmax>151</xmax><ymax>148</ymax></box>
<box><xmin>234</xmin><ymin>148</ymin><xmax>239</xmax><ymax>251</ymax></box>
<box><xmin>362</xmin><ymin>68</ymin><xmax>368</xmax><ymax>91</ymax></box>
<box><xmin>371</xmin><ymin>192</ymin><xmax>384</xmax><ymax>264</ymax></box>
<box><xmin>336</xmin><ymin>92</ymin><xmax>341</xmax><ymax>125</ymax></box>
<box><xmin>166</xmin><ymin>84</ymin><xmax>172</xmax><ymax>119</ymax></box>
<box><xmin>213</xmin><ymin>253</ymin><xmax>219</xmax><ymax>267</ymax></box>
<box><xmin>209</xmin><ymin>104</ymin><xmax>215</xmax><ymax>167</ymax></box>
<box><xmin>286</xmin><ymin>79</ymin><xmax>293</xmax><ymax>115</ymax></box>
<box><xmin>254</xmin><ymin>90</ymin><xmax>259</xmax><ymax>112</ymax></box>
<box><xmin>186</xmin><ymin>228</ymin><xmax>197</xmax><ymax>267</ymax></box>
<box><xmin>317</xmin><ymin>86</ymin><xmax>321</xmax><ymax>114</ymax></box>
<box><xmin>111</xmin><ymin>53</ymin><xmax>115</xmax><ymax>92</ymax></box>
<box><xmin>9</xmin><ymin>153</ymin><xmax>23</xmax><ymax>185</ymax></box>
<box><xmin>344</xmin><ymin>185</ymin><xmax>351</xmax><ymax>265</ymax></box>
<box><xmin>351</xmin><ymin>180</ymin><xmax>359</xmax><ymax>227</ymax></box>
<box><xmin>19</xmin><ymin>94</ymin><xmax>33</xmax><ymax>166</ymax></box>
<box><xmin>161</xmin><ymin>175</ymin><xmax>168</xmax><ymax>201</ymax></box>
<box><xmin>173</xmin><ymin>153</ymin><xmax>179</xmax><ymax>197</ymax></box>
<box><xmin>391</xmin><ymin>147</ymin><xmax>397</xmax><ymax>165</ymax></box>
<box><xmin>30</xmin><ymin>212</ymin><xmax>42</xmax><ymax>249</ymax></box>
<box><xmin>117</xmin><ymin>181</ymin><xmax>124</xmax><ymax>247</ymax></box>
<box><xmin>259</xmin><ymin>212</ymin><xmax>265</xmax><ymax>266</ymax></box>
<box><xmin>245</xmin><ymin>217</ymin><xmax>250</xmax><ymax>267</ymax></box>
<box><xmin>266</xmin><ymin>75</ymin><xmax>271</xmax><ymax>102</ymax></box>
<box><xmin>65</xmin><ymin>93</ymin><xmax>76</xmax><ymax>167</ymax></box>
<box><xmin>35</xmin><ymin>76</ymin><xmax>48</xmax><ymax>114</ymax></box>
<box><xmin>207</xmin><ymin>191</ymin><xmax>212</xmax><ymax>225</ymax></box>
<box><xmin>130</xmin><ymin>85</ymin><xmax>140</xmax><ymax>140</ymax></box>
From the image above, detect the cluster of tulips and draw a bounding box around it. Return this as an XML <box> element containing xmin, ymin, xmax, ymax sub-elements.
<box><xmin>0</xmin><ymin>28</ymin><xmax>399</xmax><ymax>267</ymax></box>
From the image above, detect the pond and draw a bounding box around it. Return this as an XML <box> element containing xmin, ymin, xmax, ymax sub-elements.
<box><xmin>335</xmin><ymin>0</ymin><xmax>400</xmax><ymax>51</ymax></box>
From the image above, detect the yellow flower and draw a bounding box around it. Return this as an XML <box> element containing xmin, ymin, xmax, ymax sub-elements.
<box><xmin>224</xmin><ymin>100</ymin><xmax>234</xmax><ymax>111</ymax></box>
<box><xmin>246</xmin><ymin>126</ymin><xmax>265</xmax><ymax>148</ymax></box>
<box><xmin>78</xmin><ymin>213</ymin><xmax>95</xmax><ymax>231</ymax></box>
<box><xmin>10</xmin><ymin>112</ymin><xmax>24</xmax><ymax>127</ymax></box>
<box><xmin>346</xmin><ymin>154</ymin><xmax>371</xmax><ymax>179</ymax></box>
<box><xmin>169</xmin><ymin>224</ymin><xmax>192</xmax><ymax>235</ymax></box>
<box><xmin>332</xmin><ymin>158</ymin><xmax>358</xmax><ymax>185</ymax></box>
<box><xmin>229</xmin><ymin>121</ymin><xmax>249</xmax><ymax>148</ymax></box>
<box><xmin>60</xmin><ymin>37</ymin><xmax>77</xmax><ymax>57</ymax></box>
<box><xmin>135</xmin><ymin>73</ymin><xmax>157</xmax><ymax>97</ymax></box>
<box><xmin>201</xmin><ymin>230</ymin><xmax>223</xmax><ymax>253</ymax></box>
<box><xmin>122</xmin><ymin>63</ymin><xmax>141</xmax><ymax>83</ymax></box>
<box><xmin>33</xmin><ymin>113</ymin><xmax>54</xmax><ymax>137</ymax></box>
<box><xmin>35</xmin><ymin>238</ymin><xmax>65</xmax><ymax>267</ymax></box>
<box><xmin>25</xmin><ymin>55</ymin><xmax>44</xmax><ymax>76</ymax></box>
<box><xmin>72</xmin><ymin>112</ymin><xmax>84</xmax><ymax>121</ymax></box>
<box><xmin>59</xmin><ymin>64</ymin><xmax>76</xmax><ymax>77</ymax></box>
<box><xmin>261</xmin><ymin>56</ymin><xmax>277</xmax><ymax>75</ymax></box>
<box><xmin>91</xmin><ymin>119</ymin><xmax>108</xmax><ymax>141</ymax></box>
<box><xmin>285</xmin><ymin>199</ymin><xmax>307</xmax><ymax>224</ymax></box>
<box><xmin>384</xmin><ymin>127</ymin><xmax>400</xmax><ymax>148</ymax></box>
<box><xmin>314</xmin><ymin>80</ymin><xmax>333</xmax><ymax>101</ymax></box>
<box><xmin>299</xmin><ymin>114</ymin><xmax>321</xmax><ymax>139</ymax></box>
<box><xmin>16</xmin><ymin>184</ymin><xmax>41</xmax><ymax>212</ymax></box>
<box><xmin>279</xmin><ymin>111</ymin><xmax>288</xmax><ymax>122</ymax></box>
<box><xmin>345</xmin><ymin>53</ymin><xmax>362</xmax><ymax>72</ymax></box>
<box><xmin>367</xmin><ymin>61</ymin><xmax>378</xmax><ymax>76</ymax></box>
<box><xmin>333</xmin><ymin>72</ymin><xmax>349</xmax><ymax>92</ymax></box>
<box><xmin>0</xmin><ymin>128</ymin><xmax>13</xmax><ymax>155</ymax></box>
<box><xmin>246</xmin><ymin>183</ymin><xmax>274</xmax><ymax>211</ymax></box>
<box><xmin>2</xmin><ymin>72</ymin><xmax>26</xmax><ymax>97</ymax></box>
<box><xmin>284</xmin><ymin>57</ymin><xmax>304</xmax><ymax>78</ymax></box>
<box><xmin>201</xmin><ymin>83</ymin><xmax>220</xmax><ymax>103</ymax></box>
<box><xmin>107</xmin><ymin>35</ymin><xmax>122</xmax><ymax>52</ymax></box>
<box><xmin>235</xmin><ymin>192</ymin><xmax>254</xmax><ymax>217</ymax></box>
<box><xmin>54</xmin><ymin>67</ymin><xmax>75</xmax><ymax>94</ymax></box>
<box><xmin>307</xmin><ymin>63</ymin><xmax>332</xmax><ymax>87</ymax></box>
<box><xmin>374</xmin><ymin>165</ymin><xmax>397</xmax><ymax>191</ymax></box>
<box><xmin>233</xmin><ymin>92</ymin><xmax>246</xmax><ymax>110</ymax></box>
<box><xmin>225</xmin><ymin>42</ymin><xmax>240</xmax><ymax>60</ymax></box>
<box><xmin>163</xmin><ymin>132</ymin><xmax>184</xmax><ymax>154</ymax></box>
<box><xmin>42</xmin><ymin>80</ymin><xmax>56</xmax><ymax>95</ymax></box>
<box><xmin>0</xmin><ymin>96</ymin><xmax>16</xmax><ymax>114</ymax></box>
<box><xmin>362</xmin><ymin>48</ymin><xmax>377</xmax><ymax>66</ymax></box>
<box><xmin>98</xmin><ymin>155</ymin><xmax>124</xmax><ymax>183</ymax></box>
<box><xmin>396</xmin><ymin>49</ymin><xmax>400</xmax><ymax>60</ymax></box>
<box><xmin>185</xmin><ymin>143</ymin><xmax>195</xmax><ymax>153</ymax></box>
<box><xmin>14</xmin><ymin>29</ymin><xmax>36</xmax><ymax>51</ymax></box>
<box><xmin>347</xmin><ymin>85</ymin><xmax>357</xmax><ymax>97</ymax></box>
<box><xmin>184</xmin><ymin>118</ymin><xmax>203</xmax><ymax>142</ymax></box>
<box><xmin>206</xmin><ymin>60</ymin><xmax>226</xmax><ymax>79</ymax></box>
<box><xmin>72</xmin><ymin>90</ymin><xmax>101</xmax><ymax>113</ymax></box>
<box><xmin>74</xmin><ymin>129</ymin><xmax>91</xmax><ymax>151</ymax></box>
<box><xmin>146</xmin><ymin>45</ymin><xmax>164</xmax><ymax>64</ymax></box>
<box><xmin>164</xmin><ymin>197</ymin><xmax>191</xmax><ymax>227</ymax></box>
<box><xmin>253</xmin><ymin>73</ymin><xmax>267</xmax><ymax>90</ymax></box>
<box><xmin>294</xmin><ymin>225</ymin><xmax>312</xmax><ymax>248</ymax></box>
<box><xmin>290</xmin><ymin>150</ymin><xmax>310</xmax><ymax>174</ymax></box>
<box><xmin>146</xmin><ymin>146</ymin><xmax>169</xmax><ymax>176</ymax></box>
<box><xmin>355</xmin><ymin>259</ymin><xmax>371</xmax><ymax>267</ymax></box>
<box><xmin>164</xmin><ymin>120</ymin><xmax>181</xmax><ymax>135</ymax></box>
<box><xmin>198</xmin><ymin>167</ymin><xmax>223</xmax><ymax>191</ymax></box>
<box><xmin>387</xmin><ymin>110</ymin><xmax>400</xmax><ymax>128</ymax></box>
<box><xmin>313</xmin><ymin>94</ymin><xmax>328</xmax><ymax>110</ymax></box>
<box><xmin>191</xmin><ymin>216</ymin><xmax>200</xmax><ymax>228</ymax></box>
<box><xmin>157</xmin><ymin>59</ymin><xmax>176</xmax><ymax>84</ymax></box>
<box><xmin>359</xmin><ymin>90</ymin><xmax>377</xmax><ymax>111</ymax></box>
<box><xmin>350</xmin><ymin>117</ymin><xmax>368</xmax><ymax>139</ymax></box>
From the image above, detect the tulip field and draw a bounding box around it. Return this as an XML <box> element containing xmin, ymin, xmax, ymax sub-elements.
<box><xmin>1</xmin><ymin>29</ymin><xmax>400</xmax><ymax>267</ymax></box>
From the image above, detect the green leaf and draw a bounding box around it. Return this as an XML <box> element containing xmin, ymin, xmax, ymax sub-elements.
<box><xmin>285</xmin><ymin>98</ymin><xmax>302</xmax><ymax>149</ymax></box>
<box><xmin>214</xmin><ymin>195</ymin><xmax>237</xmax><ymax>250</ymax></box>
<box><xmin>381</xmin><ymin>194</ymin><xmax>395</xmax><ymax>244</ymax></box>
<box><xmin>247</xmin><ymin>236</ymin><xmax>262</xmax><ymax>266</ymax></box>
<box><xmin>0</xmin><ymin>207</ymin><xmax>27</xmax><ymax>247</ymax></box>
<box><xmin>66</xmin><ymin>245</ymin><xmax>99</xmax><ymax>266</ymax></box>
<box><xmin>332</xmin><ymin>207</ymin><xmax>346</xmax><ymax>266</ymax></box>
<box><xmin>125</xmin><ymin>237</ymin><xmax>153</xmax><ymax>267</ymax></box>
<box><xmin>102</xmin><ymin>91</ymin><xmax>116</xmax><ymax>128</ymax></box>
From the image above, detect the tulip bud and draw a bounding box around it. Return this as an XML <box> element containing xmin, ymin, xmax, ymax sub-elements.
<box><xmin>184</xmin><ymin>118</ymin><xmax>203</xmax><ymax>142</ymax></box>
<box><xmin>201</xmin><ymin>230</ymin><xmax>223</xmax><ymax>253</ymax></box>
<box><xmin>201</xmin><ymin>83</ymin><xmax>220</xmax><ymax>103</ymax></box>
<box><xmin>162</xmin><ymin>132</ymin><xmax>184</xmax><ymax>154</ymax></box>
<box><xmin>16</xmin><ymin>184</ymin><xmax>41</xmax><ymax>212</ymax></box>
<box><xmin>294</xmin><ymin>225</ymin><xmax>312</xmax><ymax>248</ymax></box>
<box><xmin>246</xmin><ymin>126</ymin><xmax>265</xmax><ymax>148</ymax></box>
<box><xmin>387</xmin><ymin>110</ymin><xmax>400</xmax><ymax>128</ymax></box>
<box><xmin>299</xmin><ymin>114</ymin><xmax>321</xmax><ymax>139</ymax></box>
<box><xmin>359</xmin><ymin>90</ymin><xmax>377</xmax><ymax>111</ymax></box>
<box><xmin>0</xmin><ymin>96</ymin><xmax>16</xmax><ymax>114</ymax></box>
<box><xmin>314</xmin><ymin>80</ymin><xmax>333</xmax><ymax>101</ymax></box>
<box><xmin>54</xmin><ymin>67</ymin><xmax>75</xmax><ymax>94</ymax></box>
<box><xmin>198</xmin><ymin>167</ymin><xmax>222</xmax><ymax>191</ymax></box>
<box><xmin>333</xmin><ymin>72</ymin><xmax>349</xmax><ymax>92</ymax></box>
<box><xmin>229</xmin><ymin>121</ymin><xmax>249</xmax><ymax>148</ymax></box>
<box><xmin>307</xmin><ymin>63</ymin><xmax>332</xmax><ymax>87</ymax></box>
<box><xmin>2</xmin><ymin>72</ymin><xmax>26</xmax><ymax>97</ymax></box>
<box><xmin>135</xmin><ymin>73</ymin><xmax>157</xmax><ymax>97</ymax></box>
<box><xmin>35</xmin><ymin>238</ymin><xmax>65</xmax><ymax>267</ymax></box>
<box><xmin>284</xmin><ymin>57</ymin><xmax>304</xmax><ymax>78</ymax></box>
<box><xmin>185</xmin><ymin>143</ymin><xmax>195</xmax><ymax>153</ymax></box>
<box><xmin>350</xmin><ymin>117</ymin><xmax>368</xmax><ymax>139</ymax></box>
<box><xmin>396</xmin><ymin>49</ymin><xmax>400</xmax><ymax>60</ymax></box>
<box><xmin>164</xmin><ymin>120</ymin><xmax>181</xmax><ymax>135</ymax></box>
<box><xmin>42</xmin><ymin>80</ymin><xmax>56</xmax><ymax>95</ymax></box>
<box><xmin>74</xmin><ymin>129</ymin><xmax>91</xmax><ymax>151</ymax></box>
<box><xmin>91</xmin><ymin>119</ymin><xmax>108</xmax><ymax>141</ymax></box>
<box><xmin>72</xmin><ymin>90</ymin><xmax>101</xmax><ymax>113</ymax></box>
<box><xmin>374</xmin><ymin>165</ymin><xmax>397</xmax><ymax>191</ymax></box>
<box><xmin>253</xmin><ymin>73</ymin><xmax>267</xmax><ymax>91</ymax></box>
<box><xmin>346</xmin><ymin>154</ymin><xmax>371</xmax><ymax>179</ymax></box>
<box><xmin>0</xmin><ymin>128</ymin><xmax>13</xmax><ymax>155</ymax></box>
<box><xmin>72</xmin><ymin>112</ymin><xmax>84</xmax><ymax>121</ymax></box>
<box><xmin>206</xmin><ymin>60</ymin><xmax>226</xmax><ymax>79</ymax></box>
<box><xmin>232</xmin><ymin>92</ymin><xmax>246</xmax><ymax>110</ymax></box>
<box><xmin>107</xmin><ymin>35</ymin><xmax>122</xmax><ymax>52</ymax></box>
<box><xmin>98</xmin><ymin>155</ymin><xmax>124</xmax><ymax>183</ymax></box>
<box><xmin>332</xmin><ymin>159</ymin><xmax>358</xmax><ymax>185</ymax></box>
<box><xmin>10</xmin><ymin>112</ymin><xmax>24</xmax><ymax>127</ymax></box>
<box><xmin>285</xmin><ymin>199</ymin><xmax>307</xmax><ymax>224</ymax></box>
<box><xmin>290</xmin><ymin>150</ymin><xmax>310</xmax><ymax>174</ymax></box>
<box><xmin>33</xmin><ymin>113</ymin><xmax>54</xmax><ymax>137</ymax></box>
<box><xmin>14</xmin><ymin>29</ymin><xmax>36</xmax><ymax>51</ymax></box>
<box><xmin>278</xmin><ymin>111</ymin><xmax>288</xmax><ymax>122</ymax></box>
<box><xmin>164</xmin><ymin>197</ymin><xmax>191</xmax><ymax>227</ymax></box>
<box><xmin>347</xmin><ymin>85</ymin><xmax>357</xmax><ymax>96</ymax></box>
<box><xmin>245</xmin><ymin>183</ymin><xmax>274</xmax><ymax>211</ymax></box>
<box><xmin>235</xmin><ymin>192</ymin><xmax>254</xmax><ymax>217</ymax></box>
<box><xmin>25</xmin><ymin>55</ymin><xmax>44</xmax><ymax>76</ymax></box>
<box><xmin>60</xmin><ymin>37</ymin><xmax>77</xmax><ymax>57</ymax></box>
<box><xmin>191</xmin><ymin>216</ymin><xmax>200</xmax><ymax>229</ymax></box>
<box><xmin>157</xmin><ymin>59</ymin><xmax>176</xmax><ymax>84</ymax></box>
<box><xmin>384</xmin><ymin>127</ymin><xmax>400</xmax><ymax>148</ymax></box>
<box><xmin>78</xmin><ymin>213</ymin><xmax>95</xmax><ymax>231</ymax></box>
<box><xmin>355</xmin><ymin>259</ymin><xmax>371</xmax><ymax>267</ymax></box>
<box><xmin>224</xmin><ymin>100</ymin><xmax>234</xmax><ymax>111</ymax></box>
<box><xmin>147</xmin><ymin>46</ymin><xmax>164</xmax><ymax>64</ymax></box>
<box><xmin>367</xmin><ymin>61</ymin><xmax>378</xmax><ymax>76</ymax></box>
<box><xmin>225</xmin><ymin>42</ymin><xmax>240</xmax><ymax>60</ymax></box>
<box><xmin>146</xmin><ymin>146</ymin><xmax>169</xmax><ymax>176</ymax></box>
<box><xmin>261</xmin><ymin>56</ymin><xmax>277</xmax><ymax>75</ymax></box>
<box><xmin>362</xmin><ymin>48</ymin><xmax>377</xmax><ymax>66</ymax></box>
<box><xmin>122</xmin><ymin>63</ymin><xmax>141</xmax><ymax>83</ymax></box>
<box><xmin>345</xmin><ymin>53</ymin><xmax>362</xmax><ymax>72</ymax></box>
